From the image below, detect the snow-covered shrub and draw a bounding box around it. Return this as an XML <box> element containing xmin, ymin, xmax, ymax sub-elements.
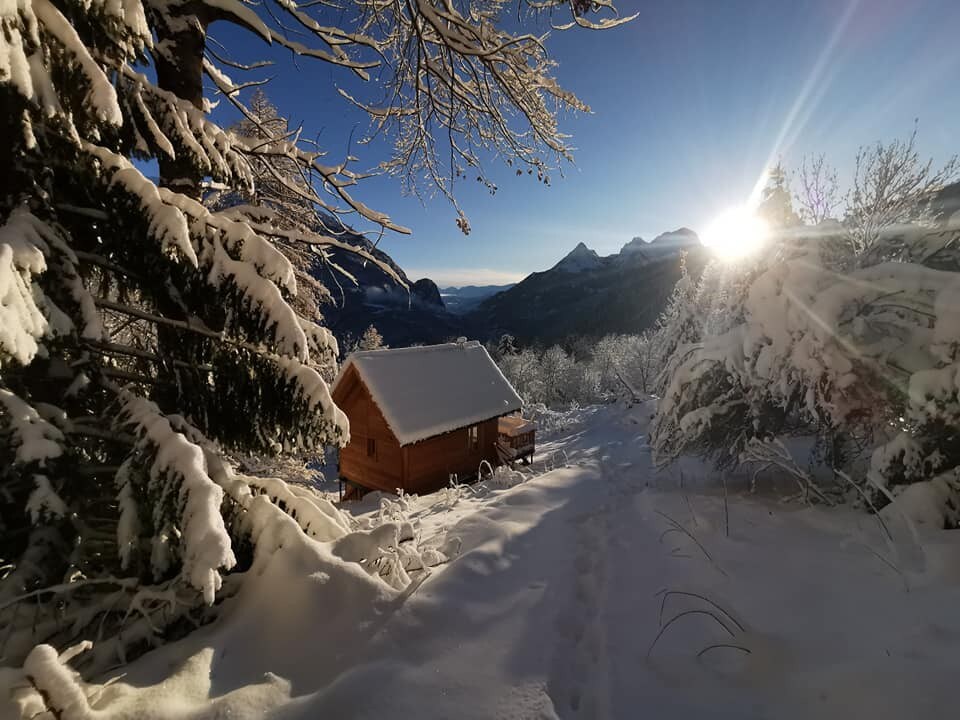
<box><xmin>651</xmin><ymin>140</ymin><xmax>960</xmax><ymax>520</ymax></box>
<box><xmin>374</xmin><ymin>491</ymin><xmax>416</xmax><ymax>525</ymax></box>
<box><xmin>880</xmin><ymin>470</ymin><xmax>960</xmax><ymax>529</ymax></box>
<box><xmin>493</xmin><ymin>335</ymin><xmax>654</xmax><ymax>409</ymax></box>
<box><xmin>496</xmin><ymin>344</ymin><xmax>598</xmax><ymax>407</ymax></box>
<box><xmin>523</xmin><ymin>402</ymin><xmax>579</xmax><ymax>434</ymax></box>
<box><xmin>491</xmin><ymin>465</ymin><xmax>527</xmax><ymax>488</ymax></box>
<box><xmin>334</xmin><ymin>492</ymin><xmax>456</xmax><ymax>590</ymax></box>
<box><xmin>846</xmin><ymin>127</ymin><xmax>959</xmax><ymax>264</ymax></box>
<box><xmin>435</xmin><ymin>483</ymin><xmax>467</xmax><ymax>509</ymax></box>
<box><xmin>489</xmin><ymin>262</ymin><xmax>732</xmax><ymax>410</ymax></box>
<box><xmin>653</xmin><ymin>226</ymin><xmax>958</xmax><ymax>469</ymax></box>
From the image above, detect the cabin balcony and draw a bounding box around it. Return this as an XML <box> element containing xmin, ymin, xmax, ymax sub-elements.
<box><xmin>497</xmin><ymin>416</ymin><xmax>536</xmax><ymax>465</ymax></box>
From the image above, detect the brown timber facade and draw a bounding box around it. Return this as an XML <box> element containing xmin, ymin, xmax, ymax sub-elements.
<box><xmin>333</xmin><ymin>364</ymin><xmax>503</xmax><ymax>497</ymax></box>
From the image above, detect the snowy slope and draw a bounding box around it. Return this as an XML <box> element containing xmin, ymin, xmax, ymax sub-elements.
<box><xmin>8</xmin><ymin>405</ymin><xmax>960</xmax><ymax>719</ymax></box>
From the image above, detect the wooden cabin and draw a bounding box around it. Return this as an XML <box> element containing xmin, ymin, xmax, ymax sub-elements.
<box><xmin>332</xmin><ymin>340</ymin><xmax>534</xmax><ymax>498</ymax></box>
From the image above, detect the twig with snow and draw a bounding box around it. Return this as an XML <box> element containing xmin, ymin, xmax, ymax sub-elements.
<box><xmin>649</xmin><ymin>588</ymin><xmax>750</xmax><ymax>661</ymax></box>
<box><xmin>739</xmin><ymin>438</ymin><xmax>835</xmax><ymax>506</ymax></box>
<box><xmin>655</xmin><ymin>510</ymin><xmax>727</xmax><ymax>577</ymax></box>
<box><xmin>835</xmin><ymin>469</ymin><xmax>894</xmax><ymax>544</ymax></box>
<box><xmin>721</xmin><ymin>474</ymin><xmax>730</xmax><ymax>538</ymax></box>
<box><xmin>679</xmin><ymin>471</ymin><xmax>699</xmax><ymax>528</ymax></box>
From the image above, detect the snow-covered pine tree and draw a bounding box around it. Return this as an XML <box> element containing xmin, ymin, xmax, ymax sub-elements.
<box><xmin>651</xmin><ymin>167</ymin><xmax>819</xmax><ymax>467</ymax></box>
<box><xmin>358</xmin><ymin>325</ymin><xmax>386</xmax><ymax>351</ymax></box>
<box><xmin>651</xmin><ymin>139</ymin><xmax>960</xmax><ymax>522</ymax></box>
<box><xmin>496</xmin><ymin>333</ymin><xmax>518</xmax><ymax>358</ymax></box>
<box><xmin>691</xmin><ymin>168</ymin><xmax>804</xmax><ymax>341</ymax></box>
<box><xmin>0</xmin><ymin>0</ymin><xmax>632</xmax><ymax>672</ymax></box>
<box><xmin>757</xmin><ymin>162</ymin><xmax>800</xmax><ymax>229</ymax></box>
<box><xmin>647</xmin><ymin>253</ymin><xmax>702</xmax><ymax>394</ymax></box>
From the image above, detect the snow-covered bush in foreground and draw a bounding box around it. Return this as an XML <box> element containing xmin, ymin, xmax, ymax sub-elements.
<box><xmin>649</xmin><ymin>145</ymin><xmax>960</xmax><ymax>520</ymax></box>
<box><xmin>652</xmin><ymin>203</ymin><xmax>960</xmax><ymax>523</ymax></box>
<box><xmin>0</xmin><ymin>0</ymin><xmax>632</xmax><ymax>683</ymax></box>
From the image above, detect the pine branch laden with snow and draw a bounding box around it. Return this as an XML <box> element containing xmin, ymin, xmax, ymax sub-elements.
<box><xmin>14</xmin><ymin>642</ymin><xmax>97</xmax><ymax>720</ymax></box>
<box><xmin>115</xmin><ymin>391</ymin><xmax>236</xmax><ymax>604</ymax></box>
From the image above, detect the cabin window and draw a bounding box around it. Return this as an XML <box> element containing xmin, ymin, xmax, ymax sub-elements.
<box><xmin>367</xmin><ymin>438</ymin><xmax>376</xmax><ymax>458</ymax></box>
<box><xmin>467</xmin><ymin>425</ymin><xmax>479</xmax><ymax>450</ymax></box>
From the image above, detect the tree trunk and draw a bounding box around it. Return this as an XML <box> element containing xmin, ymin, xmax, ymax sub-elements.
<box><xmin>152</xmin><ymin>2</ymin><xmax>208</xmax><ymax>199</ymax></box>
<box><xmin>148</xmin><ymin>3</ymin><xmax>216</xmax><ymax>415</ymax></box>
<box><xmin>0</xmin><ymin>96</ymin><xmax>21</xmax><ymax>207</ymax></box>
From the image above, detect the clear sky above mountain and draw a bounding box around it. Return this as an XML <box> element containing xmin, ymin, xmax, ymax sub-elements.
<box><xmin>213</xmin><ymin>0</ymin><xmax>960</xmax><ymax>286</ymax></box>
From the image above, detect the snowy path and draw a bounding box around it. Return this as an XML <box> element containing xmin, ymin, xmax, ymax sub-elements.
<box><xmin>37</xmin><ymin>405</ymin><xmax>960</xmax><ymax>720</ymax></box>
<box><xmin>547</xmin><ymin>456</ymin><xmax>612</xmax><ymax>717</ymax></box>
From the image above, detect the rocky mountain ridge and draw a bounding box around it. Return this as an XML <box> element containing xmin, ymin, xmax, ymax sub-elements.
<box><xmin>468</xmin><ymin>229</ymin><xmax>706</xmax><ymax>343</ymax></box>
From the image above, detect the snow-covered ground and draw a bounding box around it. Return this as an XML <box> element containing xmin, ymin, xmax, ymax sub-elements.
<box><xmin>8</xmin><ymin>404</ymin><xmax>960</xmax><ymax>719</ymax></box>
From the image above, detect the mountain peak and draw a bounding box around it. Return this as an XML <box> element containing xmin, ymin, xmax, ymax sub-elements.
<box><xmin>619</xmin><ymin>228</ymin><xmax>700</xmax><ymax>263</ymax></box>
<box><xmin>619</xmin><ymin>236</ymin><xmax>647</xmax><ymax>255</ymax></box>
<box><xmin>554</xmin><ymin>242</ymin><xmax>601</xmax><ymax>272</ymax></box>
<box><xmin>650</xmin><ymin>227</ymin><xmax>698</xmax><ymax>246</ymax></box>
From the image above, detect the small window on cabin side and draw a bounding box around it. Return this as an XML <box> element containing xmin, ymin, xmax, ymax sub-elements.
<box><xmin>467</xmin><ymin>425</ymin><xmax>479</xmax><ymax>450</ymax></box>
<box><xmin>367</xmin><ymin>438</ymin><xmax>376</xmax><ymax>458</ymax></box>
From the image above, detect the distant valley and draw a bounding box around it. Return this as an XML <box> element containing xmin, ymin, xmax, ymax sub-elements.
<box><xmin>440</xmin><ymin>284</ymin><xmax>516</xmax><ymax>314</ymax></box>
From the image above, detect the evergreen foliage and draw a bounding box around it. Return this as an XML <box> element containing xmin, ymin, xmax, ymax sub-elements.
<box><xmin>650</xmin><ymin>139</ymin><xmax>960</xmax><ymax>523</ymax></box>
<box><xmin>358</xmin><ymin>325</ymin><xmax>386</xmax><ymax>351</ymax></box>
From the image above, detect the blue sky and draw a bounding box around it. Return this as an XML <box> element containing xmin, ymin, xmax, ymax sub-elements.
<box><xmin>210</xmin><ymin>0</ymin><xmax>960</xmax><ymax>286</ymax></box>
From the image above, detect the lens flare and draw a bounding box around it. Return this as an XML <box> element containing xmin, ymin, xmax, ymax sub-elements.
<box><xmin>700</xmin><ymin>206</ymin><xmax>770</xmax><ymax>261</ymax></box>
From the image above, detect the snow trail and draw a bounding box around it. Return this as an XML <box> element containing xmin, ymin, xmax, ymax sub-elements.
<box><xmin>546</xmin><ymin>458</ymin><xmax>611</xmax><ymax>717</ymax></box>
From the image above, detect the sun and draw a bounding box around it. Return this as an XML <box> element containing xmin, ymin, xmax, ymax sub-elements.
<box><xmin>700</xmin><ymin>206</ymin><xmax>770</xmax><ymax>261</ymax></box>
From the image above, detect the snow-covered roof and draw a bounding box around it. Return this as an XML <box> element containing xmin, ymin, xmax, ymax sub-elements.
<box><xmin>335</xmin><ymin>341</ymin><xmax>522</xmax><ymax>446</ymax></box>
